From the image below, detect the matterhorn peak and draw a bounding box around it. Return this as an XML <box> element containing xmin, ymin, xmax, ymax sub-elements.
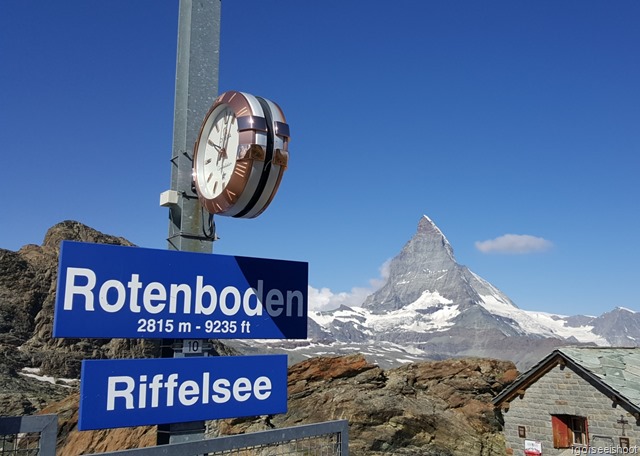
<box><xmin>362</xmin><ymin>215</ymin><xmax>461</xmax><ymax>313</ymax></box>
<box><xmin>417</xmin><ymin>215</ymin><xmax>455</xmax><ymax>261</ymax></box>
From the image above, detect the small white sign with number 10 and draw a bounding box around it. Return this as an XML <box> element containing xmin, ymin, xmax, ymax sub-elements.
<box><xmin>184</xmin><ymin>340</ymin><xmax>203</xmax><ymax>354</ymax></box>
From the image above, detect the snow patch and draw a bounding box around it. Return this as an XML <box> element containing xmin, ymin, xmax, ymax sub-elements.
<box><xmin>617</xmin><ymin>307</ymin><xmax>637</xmax><ymax>314</ymax></box>
<box><xmin>311</xmin><ymin>290</ymin><xmax>459</xmax><ymax>334</ymax></box>
<box><xmin>20</xmin><ymin>367</ymin><xmax>76</xmax><ymax>388</ymax></box>
<box><xmin>477</xmin><ymin>294</ymin><xmax>608</xmax><ymax>345</ymax></box>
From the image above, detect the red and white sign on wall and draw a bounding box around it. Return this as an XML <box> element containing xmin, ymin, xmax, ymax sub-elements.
<box><xmin>525</xmin><ymin>439</ymin><xmax>542</xmax><ymax>456</ymax></box>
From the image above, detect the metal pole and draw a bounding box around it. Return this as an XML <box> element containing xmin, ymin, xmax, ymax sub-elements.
<box><xmin>166</xmin><ymin>0</ymin><xmax>220</xmax><ymax>253</ymax></box>
<box><xmin>159</xmin><ymin>0</ymin><xmax>221</xmax><ymax>445</ymax></box>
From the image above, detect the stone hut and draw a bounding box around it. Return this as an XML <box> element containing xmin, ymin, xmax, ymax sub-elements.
<box><xmin>493</xmin><ymin>347</ymin><xmax>640</xmax><ymax>456</ymax></box>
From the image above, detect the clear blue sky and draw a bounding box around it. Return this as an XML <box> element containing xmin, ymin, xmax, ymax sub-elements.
<box><xmin>1</xmin><ymin>1</ymin><xmax>638</xmax><ymax>317</ymax></box>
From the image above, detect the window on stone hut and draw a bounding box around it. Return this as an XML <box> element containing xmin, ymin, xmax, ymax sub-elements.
<box><xmin>552</xmin><ymin>415</ymin><xmax>588</xmax><ymax>448</ymax></box>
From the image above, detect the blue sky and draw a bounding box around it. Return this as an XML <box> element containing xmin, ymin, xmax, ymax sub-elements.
<box><xmin>1</xmin><ymin>1</ymin><xmax>638</xmax><ymax>317</ymax></box>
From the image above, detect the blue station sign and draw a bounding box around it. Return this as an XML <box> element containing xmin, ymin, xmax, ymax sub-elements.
<box><xmin>78</xmin><ymin>355</ymin><xmax>288</xmax><ymax>430</ymax></box>
<box><xmin>53</xmin><ymin>241</ymin><xmax>308</xmax><ymax>339</ymax></box>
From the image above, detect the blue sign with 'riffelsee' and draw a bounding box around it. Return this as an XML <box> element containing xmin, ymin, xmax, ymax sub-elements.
<box><xmin>53</xmin><ymin>241</ymin><xmax>308</xmax><ymax>339</ymax></box>
<box><xmin>78</xmin><ymin>355</ymin><xmax>288</xmax><ymax>430</ymax></box>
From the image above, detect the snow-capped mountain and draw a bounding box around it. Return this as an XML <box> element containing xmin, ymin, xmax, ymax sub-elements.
<box><xmin>239</xmin><ymin>215</ymin><xmax>639</xmax><ymax>369</ymax></box>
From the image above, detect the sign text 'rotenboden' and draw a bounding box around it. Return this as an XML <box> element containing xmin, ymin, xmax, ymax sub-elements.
<box><xmin>53</xmin><ymin>241</ymin><xmax>308</xmax><ymax>339</ymax></box>
<box><xmin>78</xmin><ymin>355</ymin><xmax>288</xmax><ymax>430</ymax></box>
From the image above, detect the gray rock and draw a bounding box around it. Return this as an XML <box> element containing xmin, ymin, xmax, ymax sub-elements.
<box><xmin>208</xmin><ymin>354</ymin><xmax>518</xmax><ymax>456</ymax></box>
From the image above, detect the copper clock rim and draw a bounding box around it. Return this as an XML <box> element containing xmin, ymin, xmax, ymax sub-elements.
<box><xmin>192</xmin><ymin>90</ymin><xmax>290</xmax><ymax>218</ymax></box>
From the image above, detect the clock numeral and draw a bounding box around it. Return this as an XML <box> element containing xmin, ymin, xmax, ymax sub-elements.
<box><xmin>234</xmin><ymin>162</ymin><xmax>249</xmax><ymax>178</ymax></box>
<box><xmin>236</xmin><ymin>106</ymin><xmax>249</xmax><ymax>117</ymax></box>
<box><xmin>226</xmin><ymin>188</ymin><xmax>237</xmax><ymax>201</ymax></box>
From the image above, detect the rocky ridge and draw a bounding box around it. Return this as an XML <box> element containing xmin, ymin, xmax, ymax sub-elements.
<box><xmin>0</xmin><ymin>221</ymin><xmax>146</xmax><ymax>416</ymax></box>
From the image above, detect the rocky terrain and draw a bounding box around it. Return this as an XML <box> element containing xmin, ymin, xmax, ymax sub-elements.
<box><xmin>209</xmin><ymin>354</ymin><xmax>517</xmax><ymax>456</ymax></box>
<box><xmin>0</xmin><ymin>221</ymin><xmax>157</xmax><ymax>417</ymax></box>
<box><xmin>0</xmin><ymin>220</ymin><xmax>518</xmax><ymax>455</ymax></box>
<box><xmin>28</xmin><ymin>355</ymin><xmax>517</xmax><ymax>456</ymax></box>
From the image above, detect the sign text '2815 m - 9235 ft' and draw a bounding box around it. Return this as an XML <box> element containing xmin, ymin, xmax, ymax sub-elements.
<box><xmin>53</xmin><ymin>241</ymin><xmax>308</xmax><ymax>340</ymax></box>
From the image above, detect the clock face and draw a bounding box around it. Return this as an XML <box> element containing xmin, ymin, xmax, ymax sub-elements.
<box><xmin>196</xmin><ymin>105</ymin><xmax>240</xmax><ymax>200</ymax></box>
<box><xmin>192</xmin><ymin>90</ymin><xmax>290</xmax><ymax>218</ymax></box>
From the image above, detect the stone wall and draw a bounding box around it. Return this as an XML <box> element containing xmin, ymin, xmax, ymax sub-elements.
<box><xmin>502</xmin><ymin>363</ymin><xmax>639</xmax><ymax>456</ymax></box>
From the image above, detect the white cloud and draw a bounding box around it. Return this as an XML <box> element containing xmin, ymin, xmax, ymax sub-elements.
<box><xmin>475</xmin><ymin>234</ymin><xmax>553</xmax><ymax>254</ymax></box>
<box><xmin>308</xmin><ymin>259</ymin><xmax>392</xmax><ymax>312</ymax></box>
<box><xmin>308</xmin><ymin>286</ymin><xmax>372</xmax><ymax>312</ymax></box>
<box><xmin>370</xmin><ymin>258</ymin><xmax>391</xmax><ymax>289</ymax></box>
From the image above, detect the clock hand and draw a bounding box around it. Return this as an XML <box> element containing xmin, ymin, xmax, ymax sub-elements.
<box><xmin>217</xmin><ymin>114</ymin><xmax>231</xmax><ymax>162</ymax></box>
<box><xmin>217</xmin><ymin>114</ymin><xmax>229</xmax><ymax>151</ymax></box>
<box><xmin>215</xmin><ymin>119</ymin><xmax>229</xmax><ymax>165</ymax></box>
<box><xmin>207</xmin><ymin>139</ymin><xmax>222</xmax><ymax>152</ymax></box>
<box><xmin>220</xmin><ymin>111</ymin><xmax>234</xmax><ymax>157</ymax></box>
<box><xmin>222</xmin><ymin>127</ymin><xmax>231</xmax><ymax>156</ymax></box>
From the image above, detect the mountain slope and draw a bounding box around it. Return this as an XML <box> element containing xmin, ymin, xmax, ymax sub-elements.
<box><xmin>301</xmin><ymin>215</ymin><xmax>630</xmax><ymax>368</ymax></box>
